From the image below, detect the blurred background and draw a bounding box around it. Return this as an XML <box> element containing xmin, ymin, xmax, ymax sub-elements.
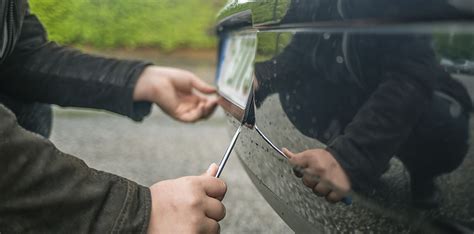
<box><xmin>29</xmin><ymin>0</ymin><xmax>225</xmax><ymax>84</ymax></box>
<box><xmin>30</xmin><ymin>0</ymin><xmax>222</xmax><ymax>50</ymax></box>
<box><xmin>29</xmin><ymin>0</ymin><xmax>292</xmax><ymax>233</ymax></box>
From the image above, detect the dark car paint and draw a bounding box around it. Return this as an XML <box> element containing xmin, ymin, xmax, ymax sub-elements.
<box><xmin>216</xmin><ymin>0</ymin><xmax>474</xmax><ymax>233</ymax></box>
<box><xmin>218</xmin><ymin>0</ymin><xmax>474</xmax><ymax>30</ymax></box>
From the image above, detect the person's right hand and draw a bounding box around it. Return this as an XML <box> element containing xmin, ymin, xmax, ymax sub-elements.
<box><xmin>147</xmin><ymin>164</ymin><xmax>227</xmax><ymax>234</ymax></box>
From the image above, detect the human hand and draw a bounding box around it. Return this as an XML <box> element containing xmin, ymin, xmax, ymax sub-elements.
<box><xmin>283</xmin><ymin>148</ymin><xmax>351</xmax><ymax>203</ymax></box>
<box><xmin>147</xmin><ymin>164</ymin><xmax>227</xmax><ymax>234</ymax></box>
<box><xmin>134</xmin><ymin>66</ymin><xmax>218</xmax><ymax>122</ymax></box>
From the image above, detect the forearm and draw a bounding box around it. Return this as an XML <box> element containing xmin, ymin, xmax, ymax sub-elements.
<box><xmin>0</xmin><ymin>14</ymin><xmax>152</xmax><ymax>121</ymax></box>
<box><xmin>0</xmin><ymin>104</ymin><xmax>151</xmax><ymax>233</ymax></box>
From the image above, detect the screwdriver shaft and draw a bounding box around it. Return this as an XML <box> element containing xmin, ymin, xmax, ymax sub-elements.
<box><xmin>254</xmin><ymin>125</ymin><xmax>288</xmax><ymax>160</ymax></box>
<box><xmin>216</xmin><ymin>125</ymin><xmax>242</xmax><ymax>178</ymax></box>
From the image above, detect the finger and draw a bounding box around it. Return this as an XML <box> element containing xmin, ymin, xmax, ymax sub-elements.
<box><xmin>286</xmin><ymin>150</ymin><xmax>310</xmax><ymax>168</ymax></box>
<box><xmin>302</xmin><ymin>174</ymin><xmax>319</xmax><ymax>188</ymax></box>
<box><xmin>200</xmin><ymin>218</ymin><xmax>220</xmax><ymax>234</ymax></box>
<box><xmin>326</xmin><ymin>191</ymin><xmax>344</xmax><ymax>204</ymax></box>
<box><xmin>283</xmin><ymin>148</ymin><xmax>305</xmax><ymax>166</ymax></box>
<box><xmin>179</xmin><ymin>102</ymin><xmax>205</xmax><ymax>122</ymax></box>
<box><xmin>204</xmin><ymin>198</ymin><xmax>226</xmax><ymax>221</ymax></box>
<box><xmin>313</xmin><ymin>182</ymin><xmax>331</xmax><ymax>197</ymax></box>
<box><xmin>205</xmin><ymin>163</ymin><xmax>219</xmax><ymax>177</ymax></box>
<box><xmin>282</xmin><ymin>148</ymin><xmax>295</xmax><ymax>159</ymax></box>
<box><xmin>200</xmin><ymin>177</ymin><xmax>227</xmax><ymax>199</ymax></box>
<box><xmin>191</xmin><ymin>76</ymin><xmax>217</xmax><ymax>94</ymax></box>
<box><xmin>292</xmin><ymin>166</ymin><xmax>304</xmax><ymax>178</ymax></box>
<box><xmin>202</xmin><ymin>98</ymin><xmax>218</xmax><ymax>118</ymax></box>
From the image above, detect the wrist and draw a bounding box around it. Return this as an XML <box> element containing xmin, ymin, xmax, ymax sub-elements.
<box><xmin>147</xmin><ymin>182</ymin><xmax>163</xmax><ymax>234</ymax></box>
<box><xmin>134</xmin><ymin>66</ymin><xmax>157</xmax><ymax>102</ymax></box>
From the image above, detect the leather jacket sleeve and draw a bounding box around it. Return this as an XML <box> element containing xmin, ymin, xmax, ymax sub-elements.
<box><xmin>0</xmin><ymin>104</ymin><xmax>151</xmax><ymax>233</ymax></box>
<box><xmin>327</xmin><ymin>76</ymin><xmax>431</xmax><ymax>190</ymax></box>
<box><xmin>0</xmin><ymin>11</ymin><xmax>152</xmax><ymax>121</ymax></box>
<box><xmin>326</xmin><ymin>36</ymin><xmax>436</xmax><ymax>190</ymax></box>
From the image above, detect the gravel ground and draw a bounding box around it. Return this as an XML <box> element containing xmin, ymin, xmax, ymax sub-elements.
<box><xmin>50</xmin><ymin>106</ymin><xmax>293</xmax><ymax>234</ymax></box>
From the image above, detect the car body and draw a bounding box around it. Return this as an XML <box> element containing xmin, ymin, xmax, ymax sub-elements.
<box><xmin>215</xmin><ymin>0</ymin><xmax>474</xmax><ymax>233</ymax></box>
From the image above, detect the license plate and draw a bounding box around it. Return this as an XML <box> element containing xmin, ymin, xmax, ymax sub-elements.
<box><xmin>216</xmin><ymin>32</ymin><xmax>258</xmax><ymax>109</ymax></box>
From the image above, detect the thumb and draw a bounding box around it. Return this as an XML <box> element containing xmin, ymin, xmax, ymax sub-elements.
<box><xmin>283</xmin><ymin>148</ymin><xmax>306</xmax><ymax>178</ymax></box>
<box><xmin>282</xmin><ymin>148</ymin><xmax>296</xmax><ymax>159</ymax></box>
<box><xmin>205</xmin><ymin>163</ymin><xmax>219</xmax><ymax>176</ymax></box>
<box><xmin>283</xmin><ymin>148</ymin><xmax>308</xmax><ymax>168</ymax></box>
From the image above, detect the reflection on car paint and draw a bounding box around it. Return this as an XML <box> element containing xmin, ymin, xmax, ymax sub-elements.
<box><xmin>216</xmin><ymin>0</ymin><xmax>474</xmax><ymax>232</ymax></box>
<box><xmin>217</xmin><ymin>32</ymin><xmax>257</xmax><ymax>108</ymax></box>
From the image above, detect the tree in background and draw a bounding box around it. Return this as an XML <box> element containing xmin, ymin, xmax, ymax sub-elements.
<box><xmin>30</xmin><ymin>0</ymin><xmax>224</xmax><ymax>50</ymax></box>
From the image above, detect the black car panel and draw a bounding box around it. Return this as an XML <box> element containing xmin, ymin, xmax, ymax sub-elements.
<box><xmin>218</xmin><ymin>0</ymin><xmax>474</xmax><ymax>32</ymax></box>
<box><xmin>216</xmin><ymin>1</ymin><xmax>474</xmax><ymax>232</ymax></box>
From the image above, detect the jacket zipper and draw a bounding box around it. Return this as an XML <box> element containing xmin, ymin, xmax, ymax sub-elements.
<box><xmin>7</xmin><ymin>0</ymin><xmax>14</xmax><ymax>51</ymax></box>
<box><xmin>1</xmin><ymin>0</ymin><xmax>14</xmax><ymax>63</ymax></box>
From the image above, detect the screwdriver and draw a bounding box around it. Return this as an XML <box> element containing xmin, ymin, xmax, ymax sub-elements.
<box><xmin>215</xmin><ymin>125</ymin><xmax>242</xmax><ymax>178</ymax></box>
<box><xmin>215</xmin><ymin>87</ymin><xmax>351</xmax><ymax>204</ymax></box>
<box><xmin>215</xmin><ymin>123</ymin><xmax>352</xmax><ymax>205</ymax></box>
<box><xmin>215</xmin><ymin>87</ymin><xmax>256</xmax><ymax>178</ymax></box>
<box><xmin>255</xmin><ymin>125</ymin><xmax>353</xmax><ymax>205</ymax></box>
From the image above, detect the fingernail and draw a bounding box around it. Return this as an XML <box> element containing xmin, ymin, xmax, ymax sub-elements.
<box><xmin>207</xmin><ymin>164</ymin><xmax>215</xmax><ymax>173</ymax></box>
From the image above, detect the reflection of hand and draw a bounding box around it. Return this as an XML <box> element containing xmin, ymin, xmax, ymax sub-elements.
<box><xmin>283</xmin><ymin>148</ymin><xmax>351</xmax><ymax>203</ymax></box>
<box><xmin>134</xmin><ymin>66</ymin><xmax>218</xmax><ymax>122</ymax></box>
<box><xmin>147</xmin><ymin>164</ymin><xmax>227</xmax><ymax>234</ymax></box>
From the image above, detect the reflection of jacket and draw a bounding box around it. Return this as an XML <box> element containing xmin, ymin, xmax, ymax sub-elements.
<box><xmin>0</xmin><ymin>0</ymin><xmax>151</xmax><ymax>232</ymax></box>
<box><xmin>326</xmin><ymin>34</ymin><xmax>471</xmax><ymax>189</ymax></box>
<box><xmin>255</xmin><ymin>32</ymin><xmax>471</xmax><ymax>190</ymax></box>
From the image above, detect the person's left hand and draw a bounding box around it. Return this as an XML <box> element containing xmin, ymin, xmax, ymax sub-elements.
<box><xmin>283</xmin><ymin>148</ymin><xmax>351</xmax><ymax>203</ymax></box>
<box><xmin>134</xmin><ymin>66</ymin><xmax>218</xmax><ymax>123</ymax></box>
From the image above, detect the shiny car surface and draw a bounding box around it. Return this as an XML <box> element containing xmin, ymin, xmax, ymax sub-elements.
<box><xmin>215</xmin><ymin>0</ymin><xmax>474</xmax><ymax>232</ymax></box>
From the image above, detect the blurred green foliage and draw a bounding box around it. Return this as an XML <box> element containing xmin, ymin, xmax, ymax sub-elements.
<box><xmin>29</xmin><ymin>0</ymin><xmax>225</xmax><ymax>50</ymax></box>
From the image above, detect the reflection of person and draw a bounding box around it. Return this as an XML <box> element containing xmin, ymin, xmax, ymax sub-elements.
<box><xmin>256</xmin><ymin>31</ymin><xmax>471</xmax><ymax>208</ymax></box>
<box><xmin>0</xmin><ymin>1</ymin><xmax>225</xmax><ymax>233</ymax></box>
<box><xmin>254</xmin><ymin>0</ymin><xmax>472</xmax><ymax>208</ymax></box>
